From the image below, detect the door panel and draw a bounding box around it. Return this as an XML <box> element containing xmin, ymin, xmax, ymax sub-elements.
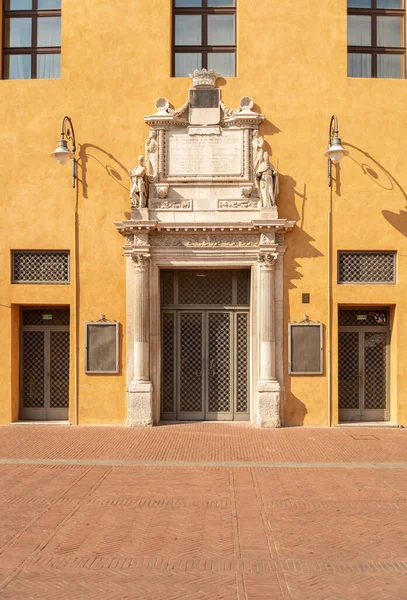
<box><xmin>20</xmin><ymin>325</ymin><xmax>69</xmax><ymax>421</ymax></box>
<box><xmin>48</xmin><ymin>330</ymin><xmax>70</xmax><ymax>419</ymax></box>
<box><xmin>21</xmin><ymin>331</ymin><xmax>46</xmax><ymax>420</ymax></box>
<box><xmin>363</xmin><ymin>331</ymin><xmax>388</xmax><ymax>420</ymax></box>
<box><xmin>235</xmin><ymin>312</ymin><xmax>249</xmax><ymax>415</ymax></box>
<box><xmin>178</xmin><ymin>312</ymin><xmax>204</xmax><ymax>419</ymax></box>
<box><xmin>162</xmin><ymin>309</ymin><xmax>249</xmax><ymax>421</ymax></box>
<box><xmin>207</xmin><ymin>312</ymin><xmax>233</xmax><ymax>419</ymax></box>
<box><xmin>339</xmin><ymin>326</ymin><xmax>389</xmax><ymax>422</ymax></box>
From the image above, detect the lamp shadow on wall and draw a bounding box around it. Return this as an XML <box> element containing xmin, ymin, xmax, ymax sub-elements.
<box><xmin>344</xmin><ymin>142</ymin><xmax>407</xmax><ymax>237</ymax></box>
<box><xmin>279</xmin><ymin>175</ymin><xmax>324</xmax><ymax>293</ymax></box>
<box><xmin>78</xmin><ymin>143</ymin><xmax>129</xmax><ymax>201</ymax></box>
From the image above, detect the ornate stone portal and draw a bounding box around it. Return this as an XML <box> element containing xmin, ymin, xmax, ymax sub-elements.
<box><xmin>115</xmin><ymin>69</ymin><xmax>295</xmax><ymax>427</ymax></box>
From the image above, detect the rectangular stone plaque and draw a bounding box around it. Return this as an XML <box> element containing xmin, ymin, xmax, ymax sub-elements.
<box><xmin>167</xmin><ymin>129</ymin><xmax>243</xmax><ymax>177</ymax></box>
<box><xmin>288</xmin><ymin>323</ymin><xmax>323</xmax><ymax>375</ymax></box>
<box><xmin>190</xmin><ymin>89</ymin><xmax>220</xmax><ymax>108</ymax></box>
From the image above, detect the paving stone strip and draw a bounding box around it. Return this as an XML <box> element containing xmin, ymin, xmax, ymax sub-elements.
<box><xmin>26</xmin><ymin>554</ymin><xmax>407</xmax><ymax>575</ymax></box>
<box><xmin>1</xmin><ymin>457</ymin><xmax>407</xmax><ymax>468</ymax></box>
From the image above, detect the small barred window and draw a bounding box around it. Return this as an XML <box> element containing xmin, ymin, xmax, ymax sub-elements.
<box><xmin>12</xmin><ymin>251</ymin><xmax>69</xmax><ymax>284</ymax></box>
<box><xmin>338</xmin><ymin>252</ymin><xmax>396</xmax><ymax>284</ymax></box>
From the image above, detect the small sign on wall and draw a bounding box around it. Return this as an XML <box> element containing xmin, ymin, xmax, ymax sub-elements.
<box><xmin>85</xmin><ymin>322</ymin><xmax>119</xmax><ymax>374</ymax></box>
<box><xmin>288</xmin><ymin>322</ymin><xmax>323</xmax><ymax>375</ymax></box>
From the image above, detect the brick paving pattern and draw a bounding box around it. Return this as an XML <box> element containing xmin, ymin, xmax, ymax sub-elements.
<box><xmin>0</xmin><ymin>424</ymin><xmax>406</xmax><ymax>598</ymax></box>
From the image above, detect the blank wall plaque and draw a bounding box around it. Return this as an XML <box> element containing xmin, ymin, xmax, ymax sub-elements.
<box><xmin>288</xmin><ymin>323</ymin><xmax>323</xmax><ymax>375</ymax></box>
<box><xmin>85</xmin><ymin>322</ymin><xmax>119</xmax><ymax>374</ymax></box>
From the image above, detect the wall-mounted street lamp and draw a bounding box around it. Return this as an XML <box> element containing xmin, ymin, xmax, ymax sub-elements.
<box><xmin>50</xmin><ymin>116</ymin><xmax>77</xmax><ymax>188</ymax></box>
<box><xmin>324</xmin><ymin>115</ymin><xmax>348</xmax><ymax>187</ymax></box>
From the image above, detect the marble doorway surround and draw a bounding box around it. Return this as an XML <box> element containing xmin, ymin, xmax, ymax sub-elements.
<box><xmin>115</xmin><ymin>69</ymin><xmax>295</xmax><ymax>427</ymax></box>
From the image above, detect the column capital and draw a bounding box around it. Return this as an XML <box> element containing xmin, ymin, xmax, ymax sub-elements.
<box><xmin>258</xmin><ymin>252</ymin><xmax>279</xmax><ymax>270</ymax></box>
<box><xmin>131</xmin><ymin>252</ymin><xmax>150</xmax><ymax>273</ymax></box>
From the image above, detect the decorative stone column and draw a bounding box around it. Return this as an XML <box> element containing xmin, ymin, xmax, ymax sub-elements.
<box><xmin>127</xmin><ymin>252</ymin><xmax>153</xmax><ymax>426</ymax></box>
<box><xmin>257</xmin><ymin>252</ymin><xmax>281</xmax><ymax>427</ymax></box>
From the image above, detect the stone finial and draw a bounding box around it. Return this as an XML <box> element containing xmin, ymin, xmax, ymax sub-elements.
<box><xmin>189</xmin><ymin>68</ymin><xmax>218</xmax><ymax>88</ymax></box>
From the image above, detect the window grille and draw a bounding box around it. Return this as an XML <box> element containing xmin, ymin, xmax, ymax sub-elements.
<box><xmin>338</xmin><ymin>252</ymin><xmax>396</xmax><ymax>284</ymax></box>
<box><xmin>12</xmin><ymin>251</ymin><xmax>69</xmax><ymax>283</ymax></box>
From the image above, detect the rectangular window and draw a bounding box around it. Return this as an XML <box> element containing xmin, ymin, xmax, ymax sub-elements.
<box><xmin>12</xmin><ymin>251</ymin><xmax>69</xmax><ymax>283</ymax></box>
<box><xmin>338</xmin><ymin>251</ymin><xmax>396</xmax><ymax>283</ymax></box>
<box><xmin>3</xmin><ymin>0</ymin><xmax>61</xmax><ymax>80</ymax></box>
<box><xmin>347</xmin><ymin>0</ymin><xmax>405</xmax><ymax>78</ymax></box>
<box><xmin>173</xmin><ymin>0</ymin><xmax>236</xmax><ymax>77</ymax></box>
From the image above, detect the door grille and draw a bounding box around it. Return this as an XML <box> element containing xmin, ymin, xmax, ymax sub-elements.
<box><xmin>208</xmin><ymin>313</ymin><xmax>231</xmax><ymax>413</ymax></box>
<box><xmin>49</xmin><ymin>331</ymin><xmax>70</xmax><ymax>408</ymax></box>
<box><xmin>237</xmin><ymin>270</ymin><xmax>250</xmax><ymax>305</ymax></box>
<box><xmin>180</xmin><ymin>313</ymin><xmax>203</xmax><ymax>412</ymax></box>
<box><xmin>236</xmin><ymin>313</ymin><xmax>249</xmax><ymax>412</ymax></box>
<box><xmin>179</xmin><ymin>271</ymin><xmax>233</xmax><ymax>304</ymax></box>
<box><xmin>338</xmin><ymin>331</ymin><xmax>359</xmax><ymax>410</ymax></box>
<box><xmin>338</xmin><ymin>309</ymin><xmax>388</xmax><ymax>327</ymax></box>
<box><xmin>364</xmin><ymin>332</ymin><xmax>387</xmax><ymax>410</ymax></box>
<box><xmin>22</xmin><ymin>309</ymin><xmax>70</xmax><ymax>327</ymax></box>
<box><xmin>22</xmin><ymin>332</ymin><xmax>45</xmax><ymax>408</ymax></box>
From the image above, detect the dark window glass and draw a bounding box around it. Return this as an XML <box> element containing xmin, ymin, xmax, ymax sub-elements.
<box><xmin>173</xmin><ymin>0</ymin><xmax>236</xmax><ymax>77</ymax></box>
<box><xmin>347</xmin><ymin>0</ymin><xmax>405</xmax><ymax>78</ymax></box>
<box><xmin>3</xmin><ymin>0</ymin><xmax>61</xmax><ymax>80</ymax></box>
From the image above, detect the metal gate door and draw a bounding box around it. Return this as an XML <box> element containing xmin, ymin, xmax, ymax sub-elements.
<box><xmin>160</xmin><ymin>270</ymin><xmax>250</xmax><ymax>422</ymax></box>
<box><xmin>338</xmin><ymin>310</ymin><xmax>389</xmax><ymax>422</ymax></box>
<box><xmin>176</xmin><ymin>310</ymin><xmax>248</xmax><ymax>421</ymax></box>
<box><xmin>20</xmin><ymin>309</ymin><xmax>70</xmax><ymax>421</ymax></box>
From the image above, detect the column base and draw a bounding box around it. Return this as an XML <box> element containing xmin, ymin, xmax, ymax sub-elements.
<box><xmin>127</xmin><ymin>380</ymin><xmax>153</xmax><ymax>427</ymax></box>
<box><xmin>256</xmin><ymin>380</ymin><xmax>282</xmax><ymax>428</ymax></box>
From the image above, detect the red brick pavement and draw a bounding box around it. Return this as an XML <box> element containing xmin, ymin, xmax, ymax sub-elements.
<box><xmin>0</xmin><ymin>423</ymin><xmax>405</xmax><ymax>463</ymax></box>
<box><xmin>0</xmin><ymin>425</ymin><xmax>406</xmax><ymax>598</ymax></box>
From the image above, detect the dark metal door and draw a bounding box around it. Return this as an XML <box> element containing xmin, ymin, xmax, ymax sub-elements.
<box><xmin>160</xmin><ymin>270</ymin><xmax>250</xmax><ymax>422</ymax></box>
<box><xmin>20</xmin><ymin>310</ymin><xmax>69</xmax><ymax>421</ymax></box>
<box><xmin>161</xmin><ymin>309</ymin><xmax>249</xmax><ymax>421</ymax></box>
<box><xmin>339</xmin><ymin>328</ymin><xmax>389</xmax><ymax>422</ymax></box>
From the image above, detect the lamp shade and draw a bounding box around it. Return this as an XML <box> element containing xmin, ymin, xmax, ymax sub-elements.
<box><xmin>324</xmin><ymin>136</ymin><xmax>349</xmax><ymax>164</ymax></box>
<box><xmin>51</xmin><ymin>139</ymin><xmax>73</xmax><ymax>165</ymax></box>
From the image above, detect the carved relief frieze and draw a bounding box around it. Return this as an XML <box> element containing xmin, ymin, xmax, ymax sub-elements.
<box><xmin>150</xmin><ymin>199</ymin><xmax>192</xmax><ymax>211</ymax></box>
<box><xmin>276</xmin><ymin>233</ymin><xmax>285</xmax><ymax>245</ymax></box>
<box><xmin>150</xmin><ymin>233</ymin><xmax>260</xmax><ymax>247</ymax></box>
<box><xmin>218</xmin><ymin>199</ymin><xmax>258</xmax><ymax>210</ymax></box>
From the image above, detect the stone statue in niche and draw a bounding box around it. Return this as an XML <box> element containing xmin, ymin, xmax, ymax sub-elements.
<box><xmin>145</xmin><ymin>130</ymin><xmax>158</xmax><ymax>182</ymax></box>
<box><xmin>129</xmin><ymin>156</ymin><xmax>148</xmax><ymax>208</ymax></box>
<box><xmin>252</xmin><ymin>130</ymin><xmax>264</xmax><ymax>191</ymax></box>
<box><xmin>256</xmin><ymin>151</ymin><xmax>279</xmax><ymax>208</ymax></box>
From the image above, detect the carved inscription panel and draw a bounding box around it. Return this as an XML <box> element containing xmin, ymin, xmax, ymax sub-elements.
<box><xmin>166</xmin><ymin>129</ymin><xmax>243</xmax><ymax>177</ymax></box>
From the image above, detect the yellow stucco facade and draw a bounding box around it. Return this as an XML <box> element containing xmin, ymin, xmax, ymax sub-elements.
<box><xmin>1</xmin><ymin>0</ymin><xmax>406</xmax><ymax>426</ymax></box>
